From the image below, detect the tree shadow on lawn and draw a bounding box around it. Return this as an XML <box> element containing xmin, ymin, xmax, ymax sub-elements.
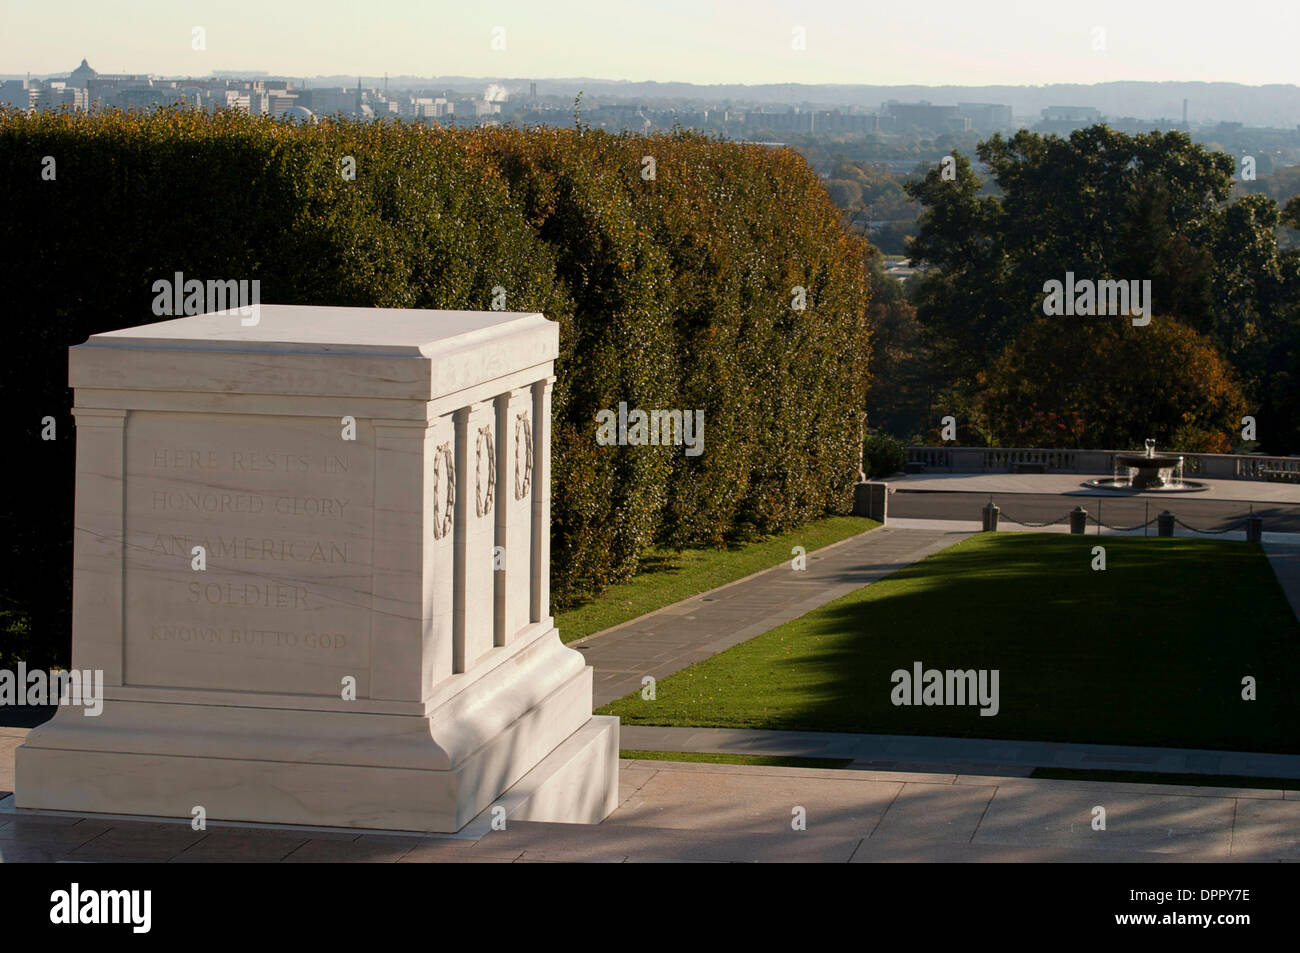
<box><xmin>617</xmin><ymin>535</ymin><xmax>1300</xmax><ymax>754</ymax></box>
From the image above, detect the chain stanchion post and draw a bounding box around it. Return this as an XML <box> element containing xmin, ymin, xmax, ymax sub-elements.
<box><xmin>982</xmin><ymin>497</ymin><xmax>1000</xmax><ymax>532</ymax></box>
<box><xmin>1069</xmin><ymin>506</ymin><xmax>1087</xmax><ymax>534</ymax></box>
<box><xmin>1246</xmin><ymin>506</ymin><xmax>1263</xmax><ymax>544</ymax></box>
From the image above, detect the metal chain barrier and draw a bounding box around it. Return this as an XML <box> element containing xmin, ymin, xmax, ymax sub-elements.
<box><xmin>987</xmin><ymin>504</ymin><xmax>1258</xmax><ymax>537</ymax></box>
<box><xmin>996</xmin><ymin>510</ymin><xmax>1072</xmax><ymax>528</ymax></box>
<box><xmin>1095</xmin><ymin>517</ymin><xmax>1159</xmax><ymax>532</ymax></box>
<box><xmin>1172</xmin><ymin>516</ymin><xmax>1251</xmax><ymax>535</ymax></box>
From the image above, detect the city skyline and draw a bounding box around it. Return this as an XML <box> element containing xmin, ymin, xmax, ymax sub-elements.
<box><xmin>3</xmin><ymin>0</ymin><xmax>1300</xmax><ymax>87</ymax></box>
<box><xmin>9</xmin><ymin>60</ymin><xmax>1300</xmax><ymax>138</ymax></box>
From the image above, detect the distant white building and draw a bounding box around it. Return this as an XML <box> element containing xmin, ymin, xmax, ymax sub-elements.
<box><xmin>403</xmin><ymin>96</ymin><xmax>453</xmax><ymax>119</ymax></box>
<box><xmin>34</xmin><ymin>81</ymin><xmax>88</xmax><ymax>111</ymax></box>
<box><xmin>215</xmin><ymin>89</ymin><xmax>251</xmax><ymax>113</ymax></box>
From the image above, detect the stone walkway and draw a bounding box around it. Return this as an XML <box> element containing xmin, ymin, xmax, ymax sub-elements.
<box><xmin>573</xmin><ymin>526</ymin><xmax>971</xmax><ymax>707</ymax></box>
<box><xmin>4</xmin><ymin>752</ymin><xmax>1297</xmax><ymax>862</ymax></box>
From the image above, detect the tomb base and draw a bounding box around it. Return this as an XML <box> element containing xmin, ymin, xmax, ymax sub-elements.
<box><xmin>16</xmin><ymin>625</ymin><xmax>617</xmax><ymax>833</ymax></box>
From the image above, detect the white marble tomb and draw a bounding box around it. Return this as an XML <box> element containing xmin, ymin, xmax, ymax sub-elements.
<box><xmin>16</xmin><ymin>305</ymin><xmax>619</xmax><ymax>832</ymax></box>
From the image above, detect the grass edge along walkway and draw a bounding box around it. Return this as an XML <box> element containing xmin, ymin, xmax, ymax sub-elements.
<box><xmin>620</xmin><ymin>749</ymin><xmax>854</xmax><ymax>770</ymax></box>
<box><xmin>555</xmin><ymin>515</ymin><xmax>879</xmax><ymax>644</ymax></box>
<box><xmin>618</xmin><ymin>749</ymin><xmax>1300</xmax><ymax>789</ymax></box>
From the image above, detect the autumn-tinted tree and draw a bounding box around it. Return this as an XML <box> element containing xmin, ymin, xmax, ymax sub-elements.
<box><xmin>983</xmin><ymin>317</ymin><xmax>1247</xmax><ymax>453</ymax></box>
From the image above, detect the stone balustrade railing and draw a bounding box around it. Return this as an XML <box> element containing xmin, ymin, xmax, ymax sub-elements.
<box><xmin>905</xmin><ymin>446</ymin><xmax>1300</xmax><ymax>482</ymax></box>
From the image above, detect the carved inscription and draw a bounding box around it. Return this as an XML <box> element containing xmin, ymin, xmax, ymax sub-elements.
<box><xmin>123</xmin><ymin>412</ymin><xmax>373</xmax><ymax>694</ymax></box>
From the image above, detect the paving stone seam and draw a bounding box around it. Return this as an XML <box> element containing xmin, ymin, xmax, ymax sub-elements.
<box><xmin>865</xmin><ymin>781</ymin><xmax>905</xmax><ymax>841</ymax></box>
<box><xmin>65</xmin><ymin>824</ymin><xmax>114</xmax><ymax>854</ymax></box>
<box><xmin>968</xmin><ymin>785</ymin><xmax>999</xmax><ymax>844</ymax></box>
<box><xmin>844</xmin><ymin>837</ymin><xmax>868</xmax><ymax>863</ymax></box>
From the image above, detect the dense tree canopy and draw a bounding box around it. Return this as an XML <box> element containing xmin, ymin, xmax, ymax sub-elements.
<box><xmin>903</xmin><ymin>126</ymin><xmax>1300</xmax><ymax>453</ymax></box>
<box><xmin>983</xmin><ymin>317</ymin><xmax>1247</xmax><ymax>452</ymax></box>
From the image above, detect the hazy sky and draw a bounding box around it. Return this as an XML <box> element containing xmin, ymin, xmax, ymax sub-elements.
<box><xmin>3</xmin><ymin>0</ymin><xmax>1297</xmax><ymax>86</ymax></box>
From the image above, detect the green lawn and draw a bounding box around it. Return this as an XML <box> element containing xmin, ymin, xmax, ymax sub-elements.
<box><xmin>620</xmin><ymin>750</ymin><xmax>854</xmax><ymax>769</ymax></box>
<box><xmin>555</xmin><ymin>516</ymin><xmax>878</xmax><ymax>643</ymax></box>
<box><xmin>599</xmin><ymin>533</ymin><xmax>1300</xmax><ymax>754</ymax></box>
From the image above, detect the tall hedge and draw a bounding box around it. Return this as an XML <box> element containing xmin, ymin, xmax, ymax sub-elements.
<box><xmin>471</xmin><ymin>127</ymin><xmax>873</xmax><ymax>596</ymax></box>
<box><xmin>0</xmin><ymin>109</ymin><xmax>872</xmax><ymax>666</ymax></box>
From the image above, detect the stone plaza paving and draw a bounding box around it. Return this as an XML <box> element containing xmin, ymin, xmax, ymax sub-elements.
<box><xmin>3</xmin><ymin>740</ymin><xmax>1298</xmax><ymax>862</ymax></box>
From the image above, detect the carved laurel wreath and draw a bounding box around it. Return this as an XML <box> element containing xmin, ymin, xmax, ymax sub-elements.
<box><xmin>475</xmin><ymin>425</ymin><xmax>496</xmax><ymax>517</ymax></box>
<box><xmin>431</xmin><ymin>442</ymin><xmax>455</xmax><ymax>540</ymax></box>
<box><xmin>514</xmin><ymin>412</ymin><xmax>533</xmax><ymax>500</ymax></box>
